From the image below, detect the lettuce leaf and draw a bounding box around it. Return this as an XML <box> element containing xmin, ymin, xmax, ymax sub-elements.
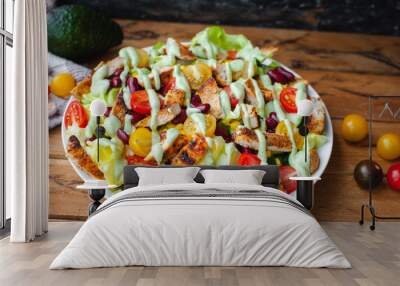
<box><xmin>192</xmin><ymin>26</ymin><xmax>250</xmax><ymax>51</ymax></box>
<box><xmin>86</xmin><ymin>138</ymin><xmax>125</xmax><ymax>186</ymax></box>
<box><xmin>307</xmin><ymin>133</ymin><xmax>329</xmax><ymax>149</ymax></box>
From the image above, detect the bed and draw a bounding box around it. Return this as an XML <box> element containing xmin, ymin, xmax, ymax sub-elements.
<box><xmin>50</xmin><ymin>165</ymin><xmax>350</xmax><ymax>269</ymax></box>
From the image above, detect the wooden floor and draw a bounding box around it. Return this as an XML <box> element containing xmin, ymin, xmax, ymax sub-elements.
<box><xmin>0</xmin><ymin>222</ymin><xmax>399</xmax><ymax>286</ymax></box>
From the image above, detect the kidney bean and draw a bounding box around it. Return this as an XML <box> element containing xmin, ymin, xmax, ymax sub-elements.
<box><xmin>103</xmin><ymin>107</ymin><xmax>112</xmax><ymax>117</ymax></box>
<box><xmin>190</xmin><ymin>94</ymin><xmax>202</xmax><ymax>107</ymax></box>
<box><xmin>195</xmin><ymin>103</ymin><xmax>210</xmax><ymax>113</ymax></box>
<box><xmin>110</xmin><ymin>77</ymin><xmax>122</xmax><ymax>88</ymax></box>
<box><xmin>172</xmin><ymin>108</ymin><xmax>187</xmax><ymax>124</ymax></box>
<box><xmin>117</xmin><ymin>128</ymin><xmax>129</xmax><ymax>145</ymax></box>
<box><xmin>131</xmin><ymin>113</ymin><xmax>146</xmax><ymax>124</ymax></box>
<box><xmin>127</xmin><ymin>76</ymin><xmax>141</xmax><ymax>93</ymax></box>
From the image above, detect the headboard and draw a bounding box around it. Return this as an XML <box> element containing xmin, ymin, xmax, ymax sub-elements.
<box><xmin>123</xmin><ymin>165</ymin><xmax>280</xmax><ymax>190</ymax></box>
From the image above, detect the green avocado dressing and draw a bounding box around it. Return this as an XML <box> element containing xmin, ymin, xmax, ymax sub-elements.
<box><xmin>191</xmin><ymin>113</ymin><xmax>207</xmax><ymax>135</ymax></box>
<box><xmin>91</xmin><ymin>65</ymin><xmax>110</xmax><ymax>96</ymax></box>
<box><xmin>124</xmin><ymin>114</ymin><xmax>133</xmax><ymax>134</ymax></box>
<box><xmin>250</xmin><ymin>79</ymin><xmax>266</xmax><ymax>118</ymax></box>
<box><xmin>173</xmin><ymin>65</ymin><xmax>191</xmax><ymax>106</ymax></box>
<box><xmin>229</xmin><ymin>79</ymin><xmax>245</xmax><ymax>102</ymax></box>
<box><xmin>219</xmin><ymin>89</ymin><xmax>241</xmax><ymax>120</ymax></box>
<box><xmin>151</xmin><ymin>67</ymin><xmax>161</xmax><ymax>90</ymax></box>
<box><xmin>104</xmin><ymin>114</ymin><xmax>121</xmax><ymax>137</ymax></box>
<box><xmin>119</xmin><ymin>47</ymin><xmax>139</xmax><ymax>67</ymax></box>
<box><xmin>255</xmin><ymin>129</ymin><xmax>268</xmax><ymax>164</ymax></box>
<box><xmin>166</xmin><ymin>38</ymin><xmax>181</xmax><ymax>58</ymax></box>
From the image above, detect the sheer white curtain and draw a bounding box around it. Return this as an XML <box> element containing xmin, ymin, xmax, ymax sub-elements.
<box><xmin>8</xmin><ymin>0</ymin><xmax>48</xmax><ymax>242</ymax></box>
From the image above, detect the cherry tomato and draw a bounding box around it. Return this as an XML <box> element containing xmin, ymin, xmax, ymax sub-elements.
<box><xmin>387</xmin><ymin>163</ymin><xmax>400</xmax><ymax>192</ymax></box>
<box><xmin>280</xmin><ymin>87</ymin><xmax>297</xmax><ymax>113</ymax></box>
<box><xmin>377</xmin><ymin>133</ymin><xmax>400</xmax><ymax>160</ymax></box>
<box><xmin>224</xmin><ymin>86</ymin><xmax>239</xmax><ymax>108</ymax></box>
<box><xmin>227</xmin><ymin>50</ymin><xmax>237</xmax><ymax>60</ymax></box>
<box><xmin>181</xmin><ymin>63</ymin><xmax>212</xmax><ymax>90</ymax></box>
<box><xmin>130</xmin><ymin>90</ymin><xmax>152</xmax><ymax>115</ymax></box>
<box><xmin>237</xmin><ymin>153</ymin><xmax>261</xmax><ymax>166</ymax></box>
<box><xmin>341</xmin><ymin>114</ymin><xmax>368</xmax><ymax>143</ymax></box>
<box><xmin>279</xmin><ymin>165</ymin><xmax>297</xmax><ymax>194</ymax></box>
<box><xmin>126</xmin><ymin>155</ymin><xmax>157</xmax><ymax>166</ymax></box>
<box><xmin>64</xmin><ymin>100</ymin><xmax>88</xmax><ymax>128</ymax></box>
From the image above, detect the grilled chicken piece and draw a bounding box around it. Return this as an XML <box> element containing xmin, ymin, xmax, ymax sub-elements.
<box><xmin>307</xmin><ymin>100</ymin><xmax>325</xmax><ymax>135</ymax></box>
<box><xmin>71</xmin><ymin>58</ymin><xmax>124</xmax><ymax>99</ymax></box>
<box><xmin>266</xmin><ymin>133</ymin><xmax>292</xmax><ymax>152</ymax></box>
<box><xmin>106</xmin><ymin>57</ymin><xmax>124</xmax><ymax>75</ymax></box>
<box><xmin>244</xmin><ymin>79</ymin><xmax>273</xmax><ymax>106</ymax></box>
<box><xmin>171</xmin><ymin>135</ymin><xmax>208</xmax><ymax>166</ymax></box>
<box><xmin>67</xmin><ymin>136</ymin><xmax>104</xmax><ymax>179</ymax></box>
<box><xmin>164</xmin><ymin>88</ymin><xmax>185</xmax><ymax>106</ymax></box>
<box><xmin>310</xmin><ymin>149</ymin><xmax>320</xmax><ymax>174</ymax></box>
<box><xmin>71</xmin><ymin>74</ymin><xmax>92</xmax><ymax>100</ymax></box>
<box><xmin>213</xmin><ymin>64</ymin><xmax>229</xmax><ymax>86</ymax></box>
<box><xmin>112</xmin><ymin>92</ymin><xmax>128</xmax><ymax>126</ymax></box>
<box><xmin>232</xmin><ymin>127</ymin><xmax>292</xmax><ymax>152</ymax></box>
<box><xmin>197</xmin><ymin>78</ymin><xmax>224</xmax><ymax>119</ymax></box>
<box><xmin>163</xmin><ymin>134</ymin><xmax>191</xmax><ymax>164</ymax></box>
<box><xmin>178</xmin><ymin>42</ymin><xmax>196</xmax><ymax>61</ymax></box>
<box><xmin>135</xmin><ymin>103</ymin><xmax>181</xmax><ymax>128</ymax></box>
<box><xmin>241</xmin><ymin>104</ymin><xmax>259</xmax><ymax>129</ymax></box>
<box><xmin>232</xmin><ymin>127</ymin><xmax>259</xmax><ymax>150</ymax></box>
<box><xmin>159</xmin><ymin>67</ymin><xmax>174</xmax><ymax>86</ymax></box>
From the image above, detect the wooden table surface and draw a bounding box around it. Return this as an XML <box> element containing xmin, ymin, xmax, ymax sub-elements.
<box><xmin>49</xmin><ymin>20</ymin><xmax>400</xmax><ymax>221</ymax></box>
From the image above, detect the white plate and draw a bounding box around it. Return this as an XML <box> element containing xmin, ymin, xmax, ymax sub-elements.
<box><xmin>61</xmin><ymin>62</ymin><xmax>333</xmax><ymax>198</ymax></box>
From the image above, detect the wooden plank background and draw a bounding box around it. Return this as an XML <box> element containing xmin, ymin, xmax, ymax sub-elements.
<box><xmin>49</xmin><ymin>20</ymin><xmax>400</xmax><ymax>221</ymax></box>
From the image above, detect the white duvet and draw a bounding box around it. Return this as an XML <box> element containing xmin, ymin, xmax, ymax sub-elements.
<box><xmin>50</xmin><ymin>183</ymin><xmax>350</xmax><ymax>269</ymax></box>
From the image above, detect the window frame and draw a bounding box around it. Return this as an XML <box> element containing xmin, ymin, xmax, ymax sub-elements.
<box><xmin>0</xmin><ymin>0</ymin><xmax>13</xmax><ymax>233</ymax></box>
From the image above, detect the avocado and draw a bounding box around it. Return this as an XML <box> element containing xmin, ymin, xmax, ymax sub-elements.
<box><xmin>47</xmin><ymin>4</ymin><xmax>123</xmax><ymax>61</ymax></box>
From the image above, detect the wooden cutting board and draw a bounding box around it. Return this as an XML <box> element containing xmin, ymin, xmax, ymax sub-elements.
<box><xmin>49</xmin><ymin>20</ymin><xmax>400</xmax><ymax>221</ymax></box>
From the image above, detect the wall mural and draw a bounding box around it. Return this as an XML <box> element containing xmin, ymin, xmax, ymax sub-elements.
<box><xmin>47</xmin><ymin>4</ymin><xmax>333</xmax><ymax>195</ymax></box>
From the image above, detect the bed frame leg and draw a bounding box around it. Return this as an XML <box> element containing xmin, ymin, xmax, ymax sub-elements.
<box><xmin>88</xmin><ymin>189</ymin><xmax>105</xmax><ymax>216</ymax></box>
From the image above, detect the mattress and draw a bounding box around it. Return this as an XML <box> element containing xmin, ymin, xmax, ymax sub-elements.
<box><xmin>50</xmin><ymin>183</ymin><xmax>350</xmax><ymax>269</ymax></box>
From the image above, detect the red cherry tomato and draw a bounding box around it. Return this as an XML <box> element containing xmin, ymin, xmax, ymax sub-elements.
<box><xmin>237</xmin><ymin>153</ymin><xmax>261</xmax><ymax>166</ymax></box>
<box><xmin>64</xmin><ymin>100</ymin><xmax>88</xmax><ymax>128</ymax></box>
<box><xmin>227</xmin><ymin>50</ymin><xmax>237</xmax><ymax>60</ymax></box>
<box><xmin>224</xmin><ymin>86</ymin><xmax>239</xmax><ymax>109</ymax></box>
<box><xmin>387</xmin><ymin>163</ymin><xmax>400</xmax><ymax>192</ymax></box>
<box><xmin>126</xmin><ymin>155</ymin><xmax>157</xmax><ymax>166</ymax></box>
<box><xmin>131</xmin><ymin>90</ymin><xmax>152</xmax><ymax>115</ymax></box>
<box><xmin>280</xmin><ymin>87</ymin><xmax>297</xmax><ymax>113</ymax></box>
<box><xmin>279</xmin><ymin>165</ymin><xmax>297</xmax><ymax>194</ymax></box>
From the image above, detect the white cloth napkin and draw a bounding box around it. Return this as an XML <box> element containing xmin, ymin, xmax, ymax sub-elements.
<box><xmin>48</xmin><ymin>53</ymin><xmax>91</xmax><ymax>129</ymax></box>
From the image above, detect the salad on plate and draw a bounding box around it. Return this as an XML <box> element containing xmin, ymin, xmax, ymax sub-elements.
<box><xmin>63</xmin><ymin>26</ymin><xmax>329</xmax><ymax>194</ymax></box>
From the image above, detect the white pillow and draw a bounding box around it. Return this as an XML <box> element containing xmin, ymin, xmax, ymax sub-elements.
<box><xmin>200</xmin><ymin>169</ymin><xmax>266</xmax><ymax>185</ymax></box>
<box><xmin>136</xmin><ymin>167</ymin><xmax>200</xmax><ymax>186</ymax></box>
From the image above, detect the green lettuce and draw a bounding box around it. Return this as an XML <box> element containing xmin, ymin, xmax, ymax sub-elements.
<box><xmin>192</xmin><ymin>26</ymin><xmax>250</xmax><ymax>51</ymax></box>
<box><xmin>307</xmin><ymin>133</ymin><xmax>329</xmax><ymax>149</ymax></box>
<box><xmin>86</xmin><ymin>138</ymin><xmax>125</xmax><ymax>186</ymax></box>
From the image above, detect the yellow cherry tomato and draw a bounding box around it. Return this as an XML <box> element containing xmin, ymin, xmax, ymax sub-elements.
<box><xmin>341</xmin><ymin>114</ymin><xmax>368</xmax><ymax>143</ymax></box>
<box><xmin>181</xmin><ymin>63</ymin><xmax>212</xmax><ymax>90</ymax></box>
<box><xmin>275</xmin><ymin>121</ymin><xmax>304</xmax><ymax>149</ymax></box>
<box><xmin>50</xmin><ymin>72</ymin><xmax>76</xmax><ymax>98</ymax></box>
<box><xmin>228</xmin><ymin>120</ymin><xmax>241</xmax><ymax>132</ymax></box>
<box><xmin>183</xmin><ymin>114</ymin><xmax>216</xmax><ymax>137</ymax></box>
<box><xmin>377</xmin><ymin>133</ymin><xmax>400</xmax><ymax>160</ymax></box>
<box><xmin>136</xmin><ymin>48</ymin><xmax>149</xmax><ymax>68</ymax></box>
<box><xmin>129</xmin><ymin>127</ymin><xmax>152</xmax><ymax>157</ymax></box>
